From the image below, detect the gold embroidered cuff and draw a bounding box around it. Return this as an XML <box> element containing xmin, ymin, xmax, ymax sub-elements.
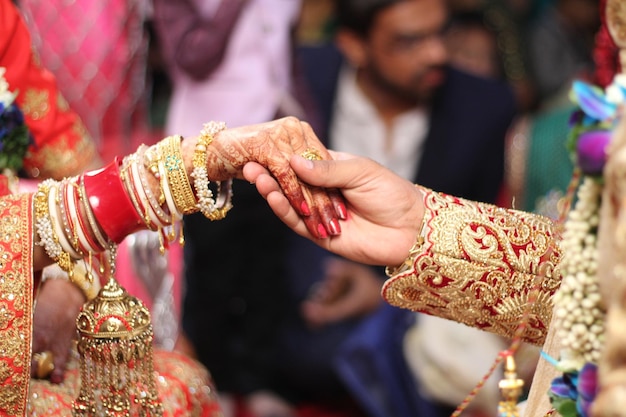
<box><xmin>382</xmin><ymin>187</ymin><xmax>562</xmax><ymax>345</ymax></box>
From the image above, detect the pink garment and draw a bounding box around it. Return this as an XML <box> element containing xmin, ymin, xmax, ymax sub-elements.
<box><xmin>18</xmin><ymin>0</ymin><xmax>159</xmax><ymax>162</ymax></box>
<box><xmin>163</xmin><ymin>0</ymin><xmax>302</xmax><ymax>135</ymax></box>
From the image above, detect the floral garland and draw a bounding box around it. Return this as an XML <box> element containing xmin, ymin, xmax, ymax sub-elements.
<box><xmin>547</xmin><ymin>75</ymin><xmax>626</xmax><ymax>417</ymax></box>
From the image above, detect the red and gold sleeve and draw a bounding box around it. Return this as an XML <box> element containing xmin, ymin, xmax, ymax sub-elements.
<box><xmin>0</xmin><ymin>1</ymin><xmax>98</xmax><ymax>180</ymax></box>
<box><xmin>382</xmin><ymin>187</ymin><xmax>562</xmax><ymax>345</ymax></box>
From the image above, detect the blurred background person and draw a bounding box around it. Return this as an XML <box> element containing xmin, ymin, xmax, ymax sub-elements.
<box><xmin>525</xmin><ymin>0</ymin><xmax>600</xmax><ymax>109</ymax></box>
<box><xmin>284</xmin><ymin>1</ymin><xmax>518</xmax><ymax>416</ymax></box>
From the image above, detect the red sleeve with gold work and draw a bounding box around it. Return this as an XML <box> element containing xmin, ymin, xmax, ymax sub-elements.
<box><xmin>0</xmin><ymin>0</ymin><xmax>98</xmax><ymax>180</ymax></box>
<box><xmin>0</xmin><ymin>193</ymin><xmax>34</xmax><ymax>417</ymax></box>
<box><xmin>382</xmin><ymin>187</ymin><xmax>562</xmax><ymax>345</ymax></box>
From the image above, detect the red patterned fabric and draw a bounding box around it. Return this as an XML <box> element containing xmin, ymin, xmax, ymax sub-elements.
<box><xmin>28</xmin><ymin>350</ymin><xmax>222</xmax><ymax>417</ymax></box>
<box><xmin>0</xmin><ymin>0</ymin><xmax>98</xmax><ymax>180</ymax></box>
<box><xmin>0</xmin><ymin>193</ymin><xmax>34</xmax><ymax>417</ymax></box>
<box><xmin>383</xmin><ymin>187</ymin><xmax>562</xmax><ymax>345</ymax></box>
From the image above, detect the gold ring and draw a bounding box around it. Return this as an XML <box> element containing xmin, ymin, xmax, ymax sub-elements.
<box><xmin>33</xmin><ymin>351</ymin><xmax>55</xmax><ymax>379</ymax></box>
<box><xmin>301</xmin><ymin>148</ymin><xmax>323</xmax><ymax>161</ymax></box>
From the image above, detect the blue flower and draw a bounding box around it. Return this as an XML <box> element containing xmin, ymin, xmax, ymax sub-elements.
<box><xmin>549</xmin><ymin>363</ymin><xmax>598</xmax><ymax>417</ymax></box>
<box><xmin>571</xmin><ymin>80</ymin><xmax>617</xmax><ymax>123</ymax></box>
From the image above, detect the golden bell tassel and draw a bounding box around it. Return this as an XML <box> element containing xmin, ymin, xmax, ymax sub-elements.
<box><xmin>498</xmin><ymin>354</ymin><xmax>524</xmax><ymax>417</ymax></box>
<box><xmin>72</xmin><ymin>248</ymin><xmax>163</xmax><ymax>417</ymax></box>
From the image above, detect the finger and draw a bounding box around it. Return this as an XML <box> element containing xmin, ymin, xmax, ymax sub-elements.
<box><xmin>247</xmin><ymin>166</ymin><xmax>321</xmax><ymax>240</ymax></box>
<box><xmin>300</xmin><ymin>122</ymin><xmax>346</xmax><ymax>221</ymax></box>
<box><xmin>298</xmin><ymin>122</ymin><xmax>344</xmax><ymax>236</ymax></box>
<box><xmin>50</xmin><ymin>343</ymin><xmax>72</xmax><ymax>384</ymax></box>
<box><xmin>247</xmin><ymin>167</ymin><xmax>307</xmax><ymax>235</ymax></box>
<box><xmin>266</xmin><ymin>190</ymin><xmax>313</xmax><ymax>238</ymax></box>
<box><xmin>261</xmin><ymin>122</ymin><xmax>327</xmax><ymax>238</ymax></box>
<box><xmin>242</xmin><ymin>162</ymin><xmax>272</xmax><ymax>186</ymax></box>
<box><xmin>289</xmin><ymin>152</ymin><xmax>367</xmax><ymax>189</ymax></box>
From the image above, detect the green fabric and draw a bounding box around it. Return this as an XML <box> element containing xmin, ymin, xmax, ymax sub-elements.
<box><xmin>523</xmin><ymin>104</ymin><xmax>576</xmax><ymax>214</ymax></box>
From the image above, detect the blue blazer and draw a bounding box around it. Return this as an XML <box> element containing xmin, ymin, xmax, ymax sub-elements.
<box><xmin>274</xmin><ymin>43</ymin><xmax>517</xmax><ymax>416</ymax></box>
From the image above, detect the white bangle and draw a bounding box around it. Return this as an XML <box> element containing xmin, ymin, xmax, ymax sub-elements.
<box><xmin>131</xmin><ymin>151</ymin><xmax>171</xmax><ymax>227</ymax></box>
<box><xmin>65</xmin><ymin>178</ymin><xmax>99</xmax><ymax>253</ymax></box>
<box><xmin>78</xmin><ymin>176</ymin><xmax>109</xmax><ymax>251</ymax></box>
<box><xmin>49</xmin><ymin>180</ymin><xmax>82</xmax><ymax>260</ymax></box>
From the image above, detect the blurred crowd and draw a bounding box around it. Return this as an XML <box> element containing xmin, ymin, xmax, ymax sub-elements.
<box><xmin>15</xmin><ymin>0</ymin><xmax>602</xmax><ymax>417</ymax></box>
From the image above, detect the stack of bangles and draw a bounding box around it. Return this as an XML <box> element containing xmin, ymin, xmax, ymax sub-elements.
<box><xmin>34</xmin><ymin>122</ymin><xmax>232</xmax><ymax>299</ymax></box>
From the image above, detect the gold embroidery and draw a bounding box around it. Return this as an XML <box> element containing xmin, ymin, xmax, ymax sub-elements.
<box><xmin>24</xmin><ymin>125</ymin><xmax>97</xmax><ymax>179</ymax></box>
<box><xmin>22</xmin><ymin>88</ymin><xmax>50</xmax><ymax>120</ymax></box>
<box><xmin>0</xmin><ymin>302</ymin><xmax>16</xmax><ymax>330</ymax></box>
<box><xmin>0</xmin><ymin>194</ymin><xmax>34</xmax><ymax>416</ymax></box>
<box><xmin>56</xmin><ymin>92</ymin><xmax>69</xmax><ymax>112</ymax></box>
<box><xmin>383</xmin><ymin>188</ymin><xmax>561</xmax><ymax>345</ymax></box>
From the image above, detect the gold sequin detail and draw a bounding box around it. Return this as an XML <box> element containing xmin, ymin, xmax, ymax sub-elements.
<box><xmin>22</xmin><ymin>88</ymin><xmax>50</xmax><ymax>120</ymax></box>
<box><xmin>383</xmin><ymin>188</ymin><xmax>561</xmax><ymax>345</ymax></box>
<box><xmin>24</xmin><ymin>122</ymin><xmax>97</xmax><ymax>179</ymax></box>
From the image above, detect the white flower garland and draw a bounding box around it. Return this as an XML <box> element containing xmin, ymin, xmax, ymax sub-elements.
<box><xmin>553</xmin><ymin>176</ymin><xmax>605</xmax><ymax>370</ymax></box>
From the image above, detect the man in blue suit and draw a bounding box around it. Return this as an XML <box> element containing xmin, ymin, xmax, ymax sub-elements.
<box><xmin>271</xmin><ymin>0</ymin><xmax>519</xmax><ymax>416</ymax></box>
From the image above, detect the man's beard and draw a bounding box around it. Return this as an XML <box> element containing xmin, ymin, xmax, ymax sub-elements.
<box><xmin>368</xmin><ymin>64</ymin><xmax>446</xmax><ymax>106</ymax></box>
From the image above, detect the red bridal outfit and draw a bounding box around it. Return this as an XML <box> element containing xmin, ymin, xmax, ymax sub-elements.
<box><xmin>0</xmin><ymin>1</ymin><xmax>221</xmax><ymax>415</ymax></box>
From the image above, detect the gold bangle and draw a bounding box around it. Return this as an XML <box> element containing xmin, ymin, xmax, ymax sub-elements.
<box><xmin>161</xmin><ymin>135</ymin><xmax>197</xmax><ymax>214</ymax></box>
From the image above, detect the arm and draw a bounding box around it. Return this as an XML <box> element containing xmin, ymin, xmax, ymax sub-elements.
<box><xmin>382</xmin><ymin>187</ymin><xmax>561</xmax><ymax>345</ymax></box>
<box><xmin>33</xmin><ymin>117</ymin><xmax>344</xmax><ymax>274</ymax></box>
<box><xmin>152</xmin><ymin>0</ymin><xmax>247</xmax><ymax>80</ymax></box>
<box><xmin>245</xmin><ymin>151</ymin><xmax>562</xmax><ymax>344</ymax></box>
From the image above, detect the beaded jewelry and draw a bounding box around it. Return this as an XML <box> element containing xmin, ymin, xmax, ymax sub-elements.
<box><xmin>34</xmin><ymin>179</ymin><xmax>75</xmax><ymax>276</ymax></box>
<box><xmin>191</xmin><ymin>121</ymin><xmax>233</xmax><ymax>220</ymax></box>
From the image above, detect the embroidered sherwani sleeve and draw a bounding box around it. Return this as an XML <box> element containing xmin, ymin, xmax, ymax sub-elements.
<box><xmin>382</xmin><ymin>187</ymin><xmax>562</xmax><ymax>345</ymax></box>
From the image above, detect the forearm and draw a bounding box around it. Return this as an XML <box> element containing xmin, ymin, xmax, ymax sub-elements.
<box><xmin>32</xmin><ymin>126</ymin><xmax>232</xmax><ymax>278</ymax></box>
<box><xmin>153</xmin><ymin>0</ymin><xmax>247</xmax><ymax>80</ymax></box>
<box><xmin>382</xmin><ymin>186</ymin><xmax>562</xmax><ymax>345</ymax></box>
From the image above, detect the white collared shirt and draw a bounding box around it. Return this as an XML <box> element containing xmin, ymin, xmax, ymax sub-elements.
<box><xmin>329</xmin><ymin>65</ymin><xmax>429</xmax><ymax>180</ymax></box>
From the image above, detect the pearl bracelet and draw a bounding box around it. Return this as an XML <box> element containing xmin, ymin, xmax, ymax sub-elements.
<box><xmin>191</xmin><ymin>121</ymin><xmax>233</xmax><ymax>220</ymax></box>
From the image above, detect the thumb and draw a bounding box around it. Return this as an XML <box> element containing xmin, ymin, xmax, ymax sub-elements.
<box><xmin>289</xmin><ymin>152</ymin><xmax>365</xmax><ymax>189</ymax></box>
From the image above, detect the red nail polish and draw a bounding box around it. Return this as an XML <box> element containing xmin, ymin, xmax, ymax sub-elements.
<box><xmin>336</xmin><ymin>202</ymin><xmax>347</xmax><ymax>220</ymax></box>
<box><xmin>329</xmin><ymin>219</ymin><xmax>341</xmax><ymax>235</ymax></box>
<box><xmin>301</xmin><ymin>201</ymin><xmax>311</xmax><ymax>216</ymax></box>
<box><xmin>317</xmin><ymin>223</ymin><xmax>328</xmax><ymax>238</ymax></box>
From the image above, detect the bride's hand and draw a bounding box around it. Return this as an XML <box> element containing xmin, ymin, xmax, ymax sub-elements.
<box><xmin>198</xmin><ymin>117</ymin><xmax>346</xmax><ymax>238</ymax></box>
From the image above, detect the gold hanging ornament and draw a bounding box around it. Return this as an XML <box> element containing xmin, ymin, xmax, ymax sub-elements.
<box><xmin>497</xmin><ymin>354</ymin><xmax>524</xmax><ymax>417</ymax></box>
<box><xmin>72</xmin><ymin>246</ymin><xmax>163</xmax><ymax>417</ymax></box>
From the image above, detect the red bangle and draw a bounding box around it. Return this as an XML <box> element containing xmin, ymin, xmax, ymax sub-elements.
<box><xmin>82</xmin><ymin>158</ymin><xmax>145</xmax><ymax>244</ymax></box>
